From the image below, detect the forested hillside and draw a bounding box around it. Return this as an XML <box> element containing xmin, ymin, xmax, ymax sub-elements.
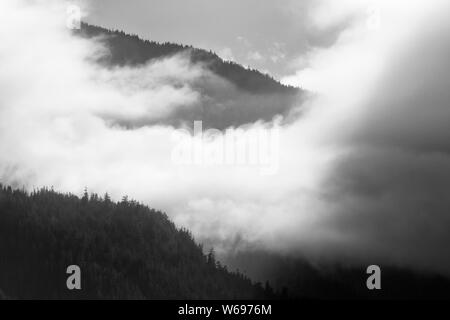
<box><xmin>78</xmin><ymin>23</ymin><xmax>299</xmax><ymax>95</ymax></box>
<box><xmin>0</xmin><ymin>184</ymin><xmax>274</xmax><ymax>299</ymax></box>
<box><xmin>75</xmin><ymin>23</ymin><xmax>304</xmax><ymax>129</ymax></box>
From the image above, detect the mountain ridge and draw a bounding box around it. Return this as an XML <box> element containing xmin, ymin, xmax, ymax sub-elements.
<box><xmin>0</xmin><ymin>184</ymin><xmax>276</xmax><ymax>299</ymax></box>
<box><xmin>74</xmin><ymin>23</ymin><xmax>304</xmax><ymax>130</ymax></box>
<box><xmin>77</xmin><ymin>22</ymin><xmax>300</xmax><ymax>95</ymax></box>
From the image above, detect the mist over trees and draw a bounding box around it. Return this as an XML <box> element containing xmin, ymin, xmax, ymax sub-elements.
<box><xmin>224</xmin><ymin>249</ymin><xmax>450</xmax><ymax>300</ymax></box>
<box><xmin>0</xmin><ymin>184</ymin><xmax>275</xmax><ymax>299</ymax></box>
<box><xmin>78</xmin><ymin>23</ymin><xmax>299</xmax><ymax>95</ymax></box>
<box><xmin>75</xmin><ymin>23</ymin><xmax>305</xmax><ymax>130</ymax></box>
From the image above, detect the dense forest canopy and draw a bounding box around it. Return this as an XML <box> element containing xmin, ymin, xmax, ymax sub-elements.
<box><xmin>1</xmin><ymin>183</ymin><xmax>449</xmax><ymax>300</ymax></box>
<box><xmin>0</xmin><ymin>184</ymin><xmax>276</xmax><ymax>299</ymax></box>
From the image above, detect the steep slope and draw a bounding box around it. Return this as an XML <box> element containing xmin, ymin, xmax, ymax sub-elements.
<box><xmin>0</xmin><ymin>185</ymin><xmax>274</xmax><ymax>299</ymax></box>
<box><xmin>78</xmin><ymin>23</ymin><xmax>298</xmax><ymax>95</ymax></box>
<box><xmin>75</xmin><ymin>23</ymin><xmax>304</xmax><ymax>129</ymax></box>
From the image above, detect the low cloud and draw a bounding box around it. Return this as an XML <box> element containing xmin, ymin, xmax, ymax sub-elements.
<box><xmin>1</xmin><ymin>0</ymin><xmax>450</xmax><ymax>279</ymax></box>
<box><xmin>278</xmin><ymin>0</ymin><xmax>450</xmax><ymax>274</ymax></box>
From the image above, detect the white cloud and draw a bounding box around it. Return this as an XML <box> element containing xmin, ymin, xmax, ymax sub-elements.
<box><xmin>2</xmin><ymin>0</ymin><xmax>450</xmax><ymax>277</ymax></box>
<box><xmin>247</xmin><ymin>51</ymin><xmax>264</xmax><ymax>62</ymax></box>
<box><xmin>217</xmin><ymin>47</ymin><xmax>235</xmax><ymax>62</ymax></box>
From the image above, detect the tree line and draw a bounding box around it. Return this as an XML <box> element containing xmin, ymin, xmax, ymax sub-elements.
<box><xmin>0</xmin><ymin>184</ymin><xmax>277</xmax><ymax>299</ymax></box>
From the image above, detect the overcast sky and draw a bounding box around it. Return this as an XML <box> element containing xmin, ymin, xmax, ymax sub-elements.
<box><xmin>83</xmin><ymin>0</ymin><xmax>346</xmax><ymax>79</ymax></box>
<box><xmin>2</xmin><ymin>0</ymin><xmax>450</xmax><ymax>277</ymax></box>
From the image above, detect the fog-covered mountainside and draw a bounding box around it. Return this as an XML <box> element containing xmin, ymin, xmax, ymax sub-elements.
<box><xmin>0</xmin><ymin>184</ymin><xmax>276</xmax><ymax>299</ymax></box>
<box><xmin>225</xmin><ymin>250</ymin><xmax>450</xmax><ymax>299</ymax></box>
<box><xmin>2</xmin><ymin>182</ymin><xmax>449</xmax><ymax>300</ymax></box>
<box><xmin>76</xmin><ymin>23</ymin><xmax>305</xmax><ymax>129</ymax></box>
<box><xmin>78</xmin><ymin>23</ymin><xmax>299</xmax><ymax>95</ymax></box>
